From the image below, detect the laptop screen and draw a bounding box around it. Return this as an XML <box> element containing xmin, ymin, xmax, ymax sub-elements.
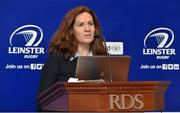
<box><xmin>75</xmin><ymin>56</ymin><xmax>131</xmax><ymax>82</ymax></box>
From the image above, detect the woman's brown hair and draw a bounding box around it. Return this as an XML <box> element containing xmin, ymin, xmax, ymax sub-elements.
<box><xmin>48</xmin><ymin>6</ymin><xmax>107</xmax><ymax>60</ymax></box>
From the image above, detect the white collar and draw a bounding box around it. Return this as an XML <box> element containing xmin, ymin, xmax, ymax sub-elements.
<box><xmin>69</xmin><ymin>51</ymin><xmax>93</xmax><ymax>61</ymax></box>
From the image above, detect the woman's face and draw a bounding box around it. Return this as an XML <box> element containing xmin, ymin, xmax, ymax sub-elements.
<box><xmin>73</xmin><ymin>12</ymin><xmax>95</xmax><ymax>45</ymax></box>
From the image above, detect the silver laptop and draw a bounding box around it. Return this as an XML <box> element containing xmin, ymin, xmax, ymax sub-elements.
<box><xmin>75</xmin><ymin>56</ymin><xmax>131</xmax><ymax>82</ymax></box>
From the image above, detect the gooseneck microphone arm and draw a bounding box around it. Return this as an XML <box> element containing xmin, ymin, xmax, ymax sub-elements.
<box><xmin>95</xmin><ymin>33</ymin><xmax>113</xmax><ymax>82</ymax></box>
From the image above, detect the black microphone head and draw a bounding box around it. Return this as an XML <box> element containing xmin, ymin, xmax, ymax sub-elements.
<box><xmin>94</xmin><ymin>32</ymin><xmax>102</xmax><ymax>38</ymax></box>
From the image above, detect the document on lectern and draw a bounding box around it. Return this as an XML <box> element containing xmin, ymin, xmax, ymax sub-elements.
<box><xmin>68</xmin><ymin>77</ymin><xmax>104</xmax><ymax>83</ymax></box>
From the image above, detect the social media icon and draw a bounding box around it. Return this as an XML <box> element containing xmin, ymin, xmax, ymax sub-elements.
<box><xmin>162</xmin><ymin>64</ymin><xmax>168</xmax><ymax>70</ymax></box>
<box><xmin>174</xmin><ymin>64</ymin><xmax>179</xmax><ymax>70</ymax></box>
<box><xmin>168</xmin><ymin>64</ymin><xmax>174</xmax><ymax>70</ymax></box>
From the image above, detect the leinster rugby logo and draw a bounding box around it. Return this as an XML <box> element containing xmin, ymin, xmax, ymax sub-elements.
<box><xmin>10</xmin><ymin>25</ymin><xmax>43</xmax><ymax>47</ymax></box>
<box><xmin>8</xmin><ymin>25</ymin><xmax>45</xmax><ymax>59</ymax></box>
<box><xmin>143</xmin><ymin>27</ymin><xmax>176</xmax><ymax>59</ymax></box>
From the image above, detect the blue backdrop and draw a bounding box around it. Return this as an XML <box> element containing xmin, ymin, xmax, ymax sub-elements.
<box><xmin>0</xmin><ymin>0</ymin><xmax>180</xmax><ymax>111</ymax></box>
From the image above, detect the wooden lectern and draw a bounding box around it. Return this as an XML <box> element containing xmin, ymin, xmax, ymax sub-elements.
<box><xmin>38</xmin><ymin>81</ymin><xmax>170</xmax><ymax>112</ymax></box>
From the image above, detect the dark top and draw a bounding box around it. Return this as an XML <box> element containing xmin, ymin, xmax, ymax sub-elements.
<box><xmin>37</xmin><ymin>53</ymin><xmax>77</xmax><ymax>111</ymax></box>
<box><xmin>38</xmin><ymin>53</ymin><xmax>77</xmax><ymax>95</ymax></box>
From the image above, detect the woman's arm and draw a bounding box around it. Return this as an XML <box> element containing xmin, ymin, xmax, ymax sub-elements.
<box><xmin>37</xmin><ymin>54</ymin><xmax>61</xmax><ymax>95</ymax></box>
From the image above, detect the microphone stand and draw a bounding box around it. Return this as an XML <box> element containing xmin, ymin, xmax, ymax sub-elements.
<box><xmin>99</xmin><ymin>34</ymin><xmax>113</xmax><ymax>82</ymax></box>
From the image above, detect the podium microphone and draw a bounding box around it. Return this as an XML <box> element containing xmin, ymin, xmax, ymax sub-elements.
<box><xmin>94</xmin><ymin>33</ymin><xmax>113</xmax><ymax>82</ymax></box>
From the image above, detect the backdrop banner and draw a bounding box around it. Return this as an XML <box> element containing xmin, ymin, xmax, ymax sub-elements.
<box><xmin>0</xmin><ymin>0</ymin><xmax>179</xmax><ymax>111</ymax></box>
